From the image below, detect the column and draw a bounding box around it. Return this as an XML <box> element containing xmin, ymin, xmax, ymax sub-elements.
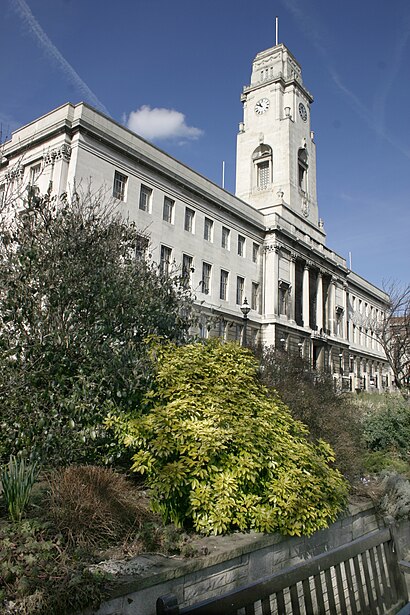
<box><xmin>263</xmin><ymin>245</ymin><xmax>276</xmax><ymax>318</ymax></box>
<box><xmin>274</xmin><ymin>245</ymin><xmax>280</xmax><ymax>315</ymax></box>
<box><xmin>289</xmin><ymin>253</ymin><xmax>296</xmax><ymax>321</ymax></box>
<box><xmin>343</xmin><ymin>283</ymin><xmax>349</xmax><ymax>340</ymax></box>
<box><xmin>316</xmin><ymin>271</ymin><xmax>323</xmax><ymax>331</ymax></box>
<box><xmin>302</xmin><ymin>263</ymin><xmax>310</xmax><ymax>327</ymax></box>
<box><xmin>328</xmin><ymin>277</ymin><xmax>336</xmax><ymax>336</ymax></box>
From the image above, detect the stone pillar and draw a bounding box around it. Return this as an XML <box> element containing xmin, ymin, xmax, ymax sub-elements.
<box><xmin>274</xmin><ymin>245</ymin><xmax>280</xmax><ymax>315</ymax></box>
<box><xmin>328</xmin><ymin>278</ymin><xmax>336</xmax><ymax>336</ymax></box>
<box><xmin>43</xmin><ymin>143</ymin><xmax>72</xmax><ymax>194</ymax></box>
<box><xmin>289</xmin><ymin>253</ymin><xmax>296</xmax><ymax>321</ymax></box>
<box><xmin>302</xmin><ymin>263</ymin><xmax>310</xmax><ymax>328</ymax></box>
<box><xmin>263</xmin><ymin>242</ymin><xmax>280</xmax><ymax>318</ymax></box>
<box><xmin>342</xmin><ymin>282</ymin><xmax>348</xmax><ymax>340</ymax></box>
<box><xmin>316</xmin><ymin>271</ymin><xmax>323</xmax><ymax>331</ymax></box>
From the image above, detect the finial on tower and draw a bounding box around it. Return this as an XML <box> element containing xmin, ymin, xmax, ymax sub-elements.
<box><xmin>275</xmin><ymin>16</ymin><xmax>279</xmax><ymax>46</ymax></box>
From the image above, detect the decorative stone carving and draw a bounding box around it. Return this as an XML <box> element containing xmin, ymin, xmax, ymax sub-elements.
<box><xmin>264</xmin><ymin>241</ymin><xmax>282</xmax><ymax>254</ymax></box>
<box><xmin>5</xmin><ymin>165</ymin><xmax>24</xmax><ymax>182</ymax></box>
<box><xmin>44</xmin><ymin>144</ymin><xmax>72</xmax><ymax>166</ymax></box>
<box><xmin>301</xmin><ymin>199</ymin><xmax>310</xmax><ymax>218</ymax></box>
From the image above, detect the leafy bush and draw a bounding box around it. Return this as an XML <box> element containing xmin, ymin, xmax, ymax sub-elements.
<box><xmin>47</xmin><ymin>465</ymin><xmax>152</xmax><ymax>547</ymax></box>
<box><xmin>360</xmin><ymin>395</ymin><xmax>410</xmax><ymax>459</ymax></box>
<box><xmin>362</xmin><ymin>451</ymin><xmax>410</xmax><ymax>476</ymax></box>
<box><xmin>256</xmin><ymin>347</ymin><xmax>363</xmax><ymax>479</ymax></box>
<box><xmin>1</xmin><ymin>456</ymin><xmax>38</xmax><ymax>522</ymax></box>
<box><xmin>108</xmin><ymin>340</ymin><xmax>348</xmax><ymax>536</ymax></box>
<box><xmin>0</xmin><ymin>189</ymin><xmax>194</xmax><ymax>466</ymax></box>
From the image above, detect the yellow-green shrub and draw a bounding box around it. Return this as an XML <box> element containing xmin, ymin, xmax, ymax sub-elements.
<box><xmin>107</xmin><ymin>340</ymin><xmax>348</xmax><ymax>536</ymax></box>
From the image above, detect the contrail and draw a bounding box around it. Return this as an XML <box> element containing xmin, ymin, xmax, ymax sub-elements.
<box><xmin>11</xmin><ymin>0</ymin><xmax>110</xmax><ymax>116</ymax></box>
<box><xmin>280</xmin><ymin>0</ymin><xmax>410</xmax><ymax>160</ymax></box>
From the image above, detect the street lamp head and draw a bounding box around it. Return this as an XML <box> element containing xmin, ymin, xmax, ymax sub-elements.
<box><xmin>240</xmin><ymin>297</ymin><xmax>251</xmax><ymax>317</ymax></box>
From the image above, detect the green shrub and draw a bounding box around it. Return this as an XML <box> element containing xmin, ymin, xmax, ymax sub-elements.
<box><xmin>362</xmin><ymin>451</ymin><xmax>410</xmax><ymax>476</ymax></box>
<box><xmin>0</xmin><ymin>190</ymin><xmax>195</xmax><ymax>467</ymax></box>
<box><xmin>1</xmin><ymin>455</ymin><xmax>38</xmax><ymax>522</ymax></box>
<box><xmin>256</xmin><ymin>347</ymin><xmax>363</xmax><ymax>479</ymax></box>
<box><xmin>361</xmin><ymin>396</ymin><xmax>410</xmax><ymax>459</ymax></box>
<box><xmin>108</xmin><ymin>340</ymin><xmax>348</xmax><ymax>536</ymax></box>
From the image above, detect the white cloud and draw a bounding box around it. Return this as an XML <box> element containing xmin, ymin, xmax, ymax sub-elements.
<box><xmin>125</xmin><ymin>105</ymin><xmax>203</xmax><ymax>142</ymax></box>
<box><xmin>12</xmin><ymin>0</ymin><xmax>109</xmax><ymax>116</ymax></box>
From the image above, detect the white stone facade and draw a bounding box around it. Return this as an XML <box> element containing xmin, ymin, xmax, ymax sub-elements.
<box><xmin>0</xmin><ymin>43</ymin><xmax>391</xmax><ymax>391</ymax></box>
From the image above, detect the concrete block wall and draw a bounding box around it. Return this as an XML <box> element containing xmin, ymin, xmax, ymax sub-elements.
<box><xmin>89</xmin><ymin>502</ymin><xmax>408</xmax><ymax>615</ymax></box>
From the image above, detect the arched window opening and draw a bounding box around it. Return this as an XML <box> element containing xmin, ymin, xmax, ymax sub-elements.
<box><xmin>298</xmin><ymin>148</ymin><xmax>308</xmax><ymax>193</ymax></box>
<box><xmin>252</xmin><ymin>144</ymin><xmax>272</xmax><ymax>191</ymax></box>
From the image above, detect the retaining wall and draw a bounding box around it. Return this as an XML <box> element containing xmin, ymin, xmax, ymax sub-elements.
<box><xmin>88</xmin><ymin>501</ymin><xmax>409</xmax><ymax>615</ymax></box>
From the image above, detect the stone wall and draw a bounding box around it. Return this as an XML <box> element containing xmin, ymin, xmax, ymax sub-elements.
<box><xmin>89</xmin><ymin>502</ymin><xmax>409</xmax><ymax>615</ymax></box>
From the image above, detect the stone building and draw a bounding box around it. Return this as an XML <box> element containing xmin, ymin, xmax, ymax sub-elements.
<box><xmin>0</xmin><ymin>41</ymin><xmax>391</xmax><ymax>391</ymax></box>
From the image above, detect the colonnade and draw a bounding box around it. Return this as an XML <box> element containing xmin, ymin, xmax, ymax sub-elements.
<box><xmin>264</xmin><ymin>244</ymin><xmax>349</xmax><ymax>338</ymax></box>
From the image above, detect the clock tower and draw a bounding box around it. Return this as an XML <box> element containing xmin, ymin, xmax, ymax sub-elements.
<box><xmin>235</xmin><ymin>43</ymin><xmax>319</xmax><ymax>227</ymax></box>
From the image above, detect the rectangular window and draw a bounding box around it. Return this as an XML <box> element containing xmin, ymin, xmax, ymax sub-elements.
<box><xmin>139</xmin><ymin>185</ymin><xmax>152</xmax><ymax>212</ymax></box>
<box><xmin>235</xmin><ymin>324</ymin><xmax>243</xmax><ymax>342</ymax></box>
<box><xmin>202</xmin><ymin>262</ymin><xmax>212</xmax><ymax>295</ymax></box>
<box><xmin>29</xmin><ymin>163</ymin><xmax>41</xmax><ymax>186</ymax></box>
<box><xmin>220</xmin><ymin>270</ymin><xmax>229</xmax><ymax>301</ymax></box>
<box><xmin>182</xmin><ymin>254</ymin><xmax>193</xmax><ymax>288</ymax></box>
<box><xmin>222</xmin><ymin>226</ymin><xmax>230</xmax><ymax>250</ymax></box>
<box><xmin>278</xmin><ymin>281</ymin><xmax>290</xmax><ymax>316</ymax></box>
<box><xmin>135</xmin><ymin>234</ymin><xmax>149</xmax><ymax>259</ymax></box>
<box><xmin>160</xmin><ymin>245</ymin><xmax>172</xmax><ymax>275</ymax></box>
<box><xmin>199</xmin><ymin>323</ymin><xmax>209</xmax><ymax>339</ymax></box>
<box><xmin>238</xmin><ymin>235</ymin><xmax>245</xmax><ymax>257</ymax></box>
<box><xmin>252</xmin><ymin>242</ymin><xmax>259</xmax><ymax>263</ymax></box>
<box><xmin>163</xmin><ymin>196</ymin><xmax>174</xmax><ymax>223</ymax></box>
<box><xmin>0</xmin><ymin>184</ymin><xmax>5</xmax><ymax>206</ymax></box>
<box><xmin>113</xmin><ymin>171</ymin><xmax>127</xmax><ymax>201</ymax></box>
<box><xmin>251</xmin><ymin>282</ymin><xmax>259</xmax><ymax>311</ymax></box>
<box><xmin>257</xmin><ymin>161</ymin><xmax>269</xmax><ymax>189</ymax></box>
<box><xmin>236</xmin><ymin>276</ymin><xmax>244</xmax><ymax>305</ymax></box>
<box><xmin>184</xmin><ymin>207</ymin><xmax>195</xmax><ymax>233</ymax></box>
<box><xmin>204</xmin><ymin>217</ymin><xmax>213</xmax><ymax>241</ymax></box>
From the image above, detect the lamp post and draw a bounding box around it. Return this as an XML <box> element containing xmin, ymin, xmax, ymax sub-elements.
<box><xmin>280</xmin><ymin>338</ymin><xmax>286</xmax><ymax>351</ymax></box>
<box><xmin>240</xmin><ymin>297</ymin><xmax>251</xmax><ymax>346</ymax></box>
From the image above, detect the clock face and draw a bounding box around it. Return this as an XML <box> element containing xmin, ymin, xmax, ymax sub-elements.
<box><xmin>255</xmin><ymin>98</ymin><xmax>270</xmax><ymax>115</ymax></box>
<box><xmin>299</xmin><ymin>102</ymin><xmax>308</xmax><ymax>122</ymax></box>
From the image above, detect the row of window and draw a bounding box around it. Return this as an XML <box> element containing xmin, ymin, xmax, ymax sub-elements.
<box><xmin>113</xmin><ymin>171</ymin><xmax>260</xmax><ymax>261</ymax></box>
<box><xmin>199</xmin><ymin>320</ymin><xmax>259</xmax><ymax>345</ymax></box>
<box><xmin>350</xmin><ymin>295</ymin><xmax>381</xmax><ymax>321</ymax></box>
<box><xmin>159</xmin><ymin>245</ymin><xmax>260</xmax><ymax>310</ymax></box>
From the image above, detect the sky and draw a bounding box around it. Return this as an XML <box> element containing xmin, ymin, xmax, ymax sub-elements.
<box><xmin>1</xmin><ymin>0</ymin><xmax>409</xmax><ymax>288</ymax></box>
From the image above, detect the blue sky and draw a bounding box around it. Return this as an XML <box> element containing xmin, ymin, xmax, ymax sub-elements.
<box><xmin>1</xmin><ymin>0</ymin><xmax>409</xmax><ymax>288</ymax></box>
